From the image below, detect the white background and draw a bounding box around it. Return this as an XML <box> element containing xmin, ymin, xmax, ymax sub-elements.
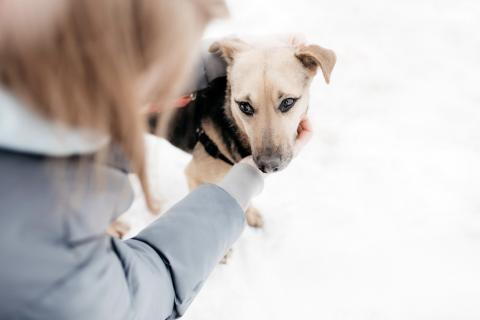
<box><xmin>124</xmin><ymin>0</ymin><xmax>480</xmax><ymax>319</ymax></box>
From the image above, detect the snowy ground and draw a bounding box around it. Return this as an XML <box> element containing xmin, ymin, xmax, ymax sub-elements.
<box><xmin>123</xmin><ymin>0</ymin><xmax>480</xmax><ymax>319</ymax></box>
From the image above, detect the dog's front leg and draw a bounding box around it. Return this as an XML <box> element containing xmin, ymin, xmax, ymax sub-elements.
<box><xmin>186</xmin><ymin>145</ymin><xmax>264</xmax><ymax>228</ymax></box>
<box><xmin>185</xmin><ymin>144</ymin><xmax>231</xmax><ymax>188</ymax></box>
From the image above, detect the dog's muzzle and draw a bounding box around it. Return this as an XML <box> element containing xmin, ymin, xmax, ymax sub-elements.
<box><xmin>253</xmin><ymin>152</ymin><xmax>292</xmax><ymax>173</ymax></box>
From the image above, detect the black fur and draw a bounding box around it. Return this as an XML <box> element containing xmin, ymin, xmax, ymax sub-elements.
<box><xmin>148</xmin><ymin>77</ymin><xmax>251</xmax><ymax>162</ymax></box>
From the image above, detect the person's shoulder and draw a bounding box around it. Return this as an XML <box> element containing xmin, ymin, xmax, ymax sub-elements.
<box><xmin>0</xmin><ymin>149</ymin><xmax>134</xmax><ymax>242</ymax></box>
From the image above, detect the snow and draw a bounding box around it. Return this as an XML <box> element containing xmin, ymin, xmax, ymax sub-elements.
<box><xmin>123</xmin><ymin>0</ymin><xmax>480</xmax><ymax>318</ymax></box>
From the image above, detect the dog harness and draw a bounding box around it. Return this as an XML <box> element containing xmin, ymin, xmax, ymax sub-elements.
<box><xmin>195</xmin><ymin>127</ymin><xmax>235</xmax><ymax>166</ymax></box>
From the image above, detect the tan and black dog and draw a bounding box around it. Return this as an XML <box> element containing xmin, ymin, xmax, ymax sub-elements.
<box><xmin>149</xmin><ymin>36</ymin><xmax>336</xmax><ymax>228</ymax></box>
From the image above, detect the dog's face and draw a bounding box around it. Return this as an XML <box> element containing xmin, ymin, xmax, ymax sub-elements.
<box><xmin>210</xmin><ymin>37</ymin><xmax>335</xmax><ymax>173</ymax></box>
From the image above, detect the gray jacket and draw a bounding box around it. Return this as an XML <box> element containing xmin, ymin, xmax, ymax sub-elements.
<box><xmin>0</xmin><ymin>51</ymin><xmax>263</xmax><ymax>320</ymax></box>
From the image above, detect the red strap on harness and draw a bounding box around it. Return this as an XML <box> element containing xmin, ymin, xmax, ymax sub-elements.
<box><xmin>146</xmin><ymin>94</ymin><xmax>194</xmax><ymax>113</ymax></box>
<box><xmin>174</xmin><ymin>95</ymin><xmax>194</xmax><ymax>108</ymax></box>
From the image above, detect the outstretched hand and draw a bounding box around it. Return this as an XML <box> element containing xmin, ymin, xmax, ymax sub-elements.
<box><xmin>293</xmin><ymin>117</ymin><xmax>313</xmax><ymax>157</ymax></box>
<box><xmin>240</xmin><ymin>117</ymin><xmax>313</xmax><ymax>176</ymax></box>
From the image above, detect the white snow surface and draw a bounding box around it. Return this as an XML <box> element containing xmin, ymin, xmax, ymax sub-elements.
<box><xmin>123</xmin><ymin>0</ymin><xmax>480</xmax><ymax>319</ymax></box>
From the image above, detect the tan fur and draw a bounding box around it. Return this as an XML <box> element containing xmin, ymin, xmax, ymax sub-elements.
<box><xmin>209</xmin><ymin>37</ymin><xmax>335</xmax><ymax>172</ymax></box>
<box><xmin>185</xmin><ymin>36</ymin><xmax>336</xmax><ymax>229</ymax></box>
<box><xmin>296</xmin><ymin>45</ymin><xmax>337</xmax><ymax>83</ymax></box>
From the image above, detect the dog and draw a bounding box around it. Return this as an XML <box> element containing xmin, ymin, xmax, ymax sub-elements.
<box><xmin>147</xmin><ymin>35</ymin><xmax>336</xmax><ymax>228</ymax></box>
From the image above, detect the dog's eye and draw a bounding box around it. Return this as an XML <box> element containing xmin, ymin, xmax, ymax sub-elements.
<box><xmin>279</xmin><ymin>98</ymin><xmax>297</xmax><ymax>113</ymax></box>
<box><xmin>237</xmin><ymin>101</ymin><xmax>255</xmax><ymax>116</ymax></box>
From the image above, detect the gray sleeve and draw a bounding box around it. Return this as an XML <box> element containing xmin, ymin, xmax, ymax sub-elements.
<box><xmin>117</xmin><ymin>184</ymin><xmax>245</xmax><ymax>318</ymax></box>
<box><xmin>113</xmin><ymin>164</ymin><xmax>263</xmax><ymax>318</ymax></box>
<box><xmin>0</xmin><ymin>153</ymin><xmax>263</xmax><ymax>319</ymax></box>
<box><xmin>217</xmin><ymin>163</ymin><xmax>265</xmax><ymax>210</ymax></box>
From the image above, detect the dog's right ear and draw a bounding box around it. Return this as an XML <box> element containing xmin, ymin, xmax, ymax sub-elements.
<box><xmin>209</xmin><ymin>38</ymin><xmax>249</xmax><ymax>64</ymax></box>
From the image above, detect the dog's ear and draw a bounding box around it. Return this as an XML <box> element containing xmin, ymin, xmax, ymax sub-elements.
<box><xmin>209</xmin><ymin>38</ymin><xmax>249</xmax><ymax>64</ymax></box>
<box><xmin>295</xmin><ymin>45</ymin><xmax>336</xmax><ymax>84</ymax></box>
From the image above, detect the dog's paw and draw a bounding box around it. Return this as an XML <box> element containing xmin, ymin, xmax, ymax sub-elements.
<box><xmin>246</xmin><ymin>207</ymin><xmax>264</xmax><ymax>228</ymax></box>
<box><xmin>220</xmin><ymin>248</ymin><xmax>233</xmax><ymax>264</ymax></box>
<box><xmin>107</xmin><ymin>220</ymin><xmax>131</xmax><ymax>239</ymax></box>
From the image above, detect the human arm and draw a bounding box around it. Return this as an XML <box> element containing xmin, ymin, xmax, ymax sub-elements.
<box><xmin>114</xmin><ymin>164</ymin><xmax>263</xmax><ymax>318</ymax></box>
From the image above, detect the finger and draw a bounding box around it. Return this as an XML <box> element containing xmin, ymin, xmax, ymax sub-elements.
<box><xmin>299</xmin><ymin>118</ymin><xmax>313</xmax><ymax>134</ymax></box>
<box><xmin>296</xmin><ymin>118</ymin><xmax>313</xmax><ymax>142</ymax></box>
<box><xmin>294</xmin><ymin>118</ymin><xmax>313</xmax><ymax>156</ymax></box>
<box><xmin>298</xmin><ymin>128</ymin><xmax>313</xmax><ymax>145</ymax></box>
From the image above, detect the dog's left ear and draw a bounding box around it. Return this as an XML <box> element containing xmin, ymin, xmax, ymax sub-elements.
<box><xmin>209</xmin><ymin>38</ymin><xmax>249</xmax><ymax>64</ymax></box>
<box><xmin>295</xmin><ymin>45</ymin><xmax>336</xmax><ymax>84</ymax></box>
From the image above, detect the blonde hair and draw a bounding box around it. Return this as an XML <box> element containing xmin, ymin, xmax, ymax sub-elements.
<box><xmin>0</xmin><ymin>0</ymin><xmax>227</xmax><ymax>211</ymax></box>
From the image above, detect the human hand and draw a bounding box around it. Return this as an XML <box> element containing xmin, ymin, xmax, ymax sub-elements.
<box><xmin>240</xmin><ymin>117</ymin><xmax>313</xmax><ymax>176</ymax></box>
<box><xmin>293</xmin><ymin>117</ymin><xmax>313</xmax><ymax>157</ymax></box>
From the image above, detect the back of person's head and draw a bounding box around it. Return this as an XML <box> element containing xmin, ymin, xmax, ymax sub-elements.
<box><xmin>0</xmin><ymin>0</ymin><xmax>228</xmax><ymax>211</ymax></box>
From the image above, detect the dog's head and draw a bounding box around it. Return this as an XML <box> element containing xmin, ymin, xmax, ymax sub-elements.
<box><xmin>210</xmin><ymin>36</ymin><xmax>335</xmax><ymax>173</ymax></box>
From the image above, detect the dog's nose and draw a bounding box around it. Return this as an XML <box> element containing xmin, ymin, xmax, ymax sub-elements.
<box><xmin>255</xmin><ymin>155</ymin><xmax>282</xmax><ymax>173</ymax></box>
